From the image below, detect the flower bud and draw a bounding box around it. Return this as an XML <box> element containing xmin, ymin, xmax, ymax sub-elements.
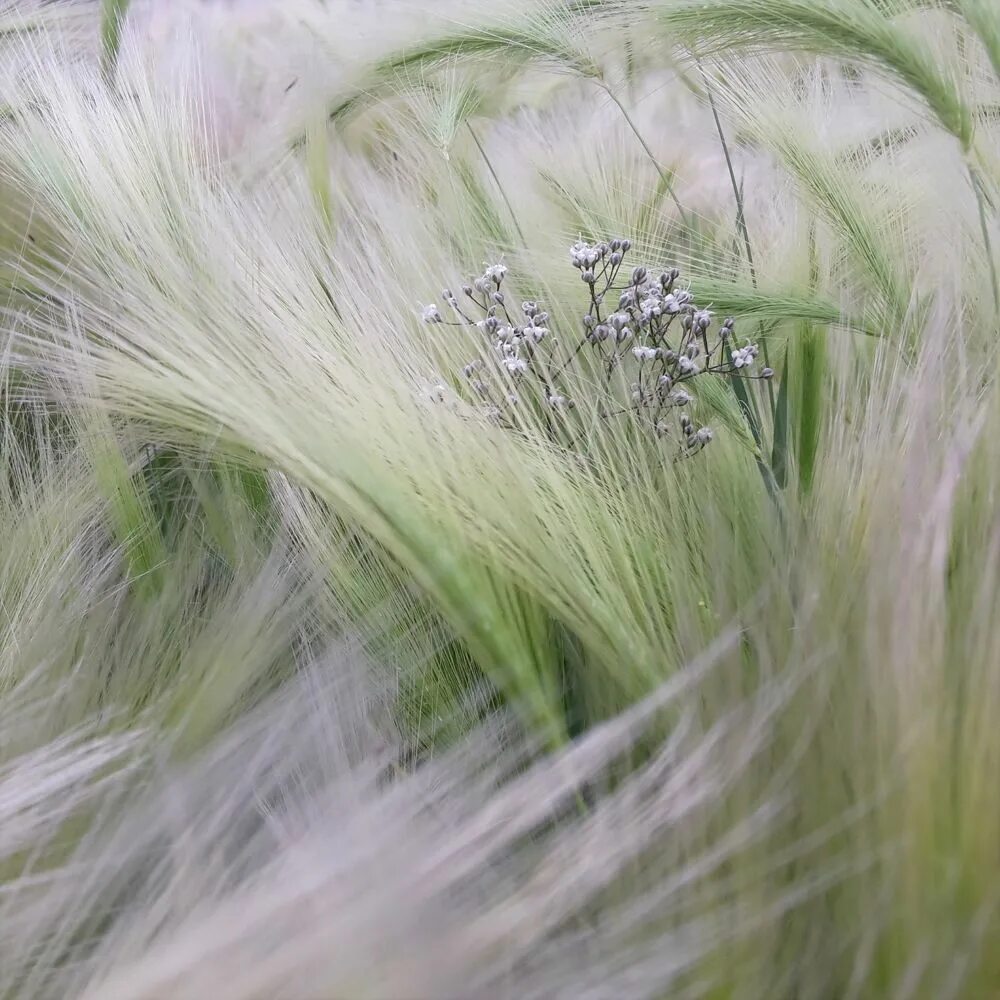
<box><xmin>761</xmin><ymin>367</ymin><xmax>775</xmax><ymax>379</ymax></box>
<box><xmin>631</xmin><ymin>265</ymin><xmax>647</xmax><ymax>285</ymax></box>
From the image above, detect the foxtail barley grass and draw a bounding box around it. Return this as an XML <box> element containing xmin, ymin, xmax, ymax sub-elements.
<box><xmin>0</xmin><ymin>0</ymin><xmax>1000</xmax><ymax>996</ymax></box>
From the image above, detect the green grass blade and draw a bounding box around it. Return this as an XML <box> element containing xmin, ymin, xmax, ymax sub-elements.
<box><xmin>88</xmin><ymin>434</ymin><xmax>167</xmax><ymax>599</ymax></box>
<box><xmin>796</xmin><ymin>325</ymin><xmax>824</xmax><ymax>495</ymax></box>
<box><xmin>771</xmin><ymin>343</ymin><xmax>791</xmax><ymax>490</ymax></box>
<box><xmin>100</xmin><ymin>0</ymin><xmax>130</xmax><ymax>85</ymax></box>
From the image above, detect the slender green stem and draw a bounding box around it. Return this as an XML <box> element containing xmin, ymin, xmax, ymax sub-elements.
<box><xmin>601</xmin><ymin>84</ymin><xmax>690</xmax><ymax>226</ymax></box>
<box><xmin>467</xmin><ymin>122</ymin><xmax>528</xmax><ymax>248</ymax></box>
<box><xmin>699</xmin><ymin>62</ymin><xmax>777</xmax><ymax>418</ymax></box>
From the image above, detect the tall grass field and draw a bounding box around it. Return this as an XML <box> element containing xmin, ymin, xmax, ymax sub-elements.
<box><xmin>2</xmin><ymin>0</ymin><xmax>1000</xmax><ymax>995</ymax></box>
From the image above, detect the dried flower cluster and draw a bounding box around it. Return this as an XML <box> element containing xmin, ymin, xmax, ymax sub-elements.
<box><xmin>421</xmin><ymin>238</ymin><xmax>772</xmax><ymax>456</ymax></box>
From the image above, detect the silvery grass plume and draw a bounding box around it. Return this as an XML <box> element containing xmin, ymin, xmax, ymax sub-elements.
<box><xmin>2</xmin><ymin>1</ymin><xmax>1000</xmax><ymax>997</ymax></box>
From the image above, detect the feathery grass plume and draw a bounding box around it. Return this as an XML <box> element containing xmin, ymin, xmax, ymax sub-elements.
<box><xmin>642</xmin><ymin>0</ymin><xmax>974</xmax><ymax>149</ymax></box>
<box><xmin>5</xmin><ymin>1</ymin><xmax>1000</xmax><ymax>995</ymax></box>
<box><xmin>2</xmin><ymin>628</ymin><xmax>804</xmax><ymax>999</ymax></box>
<box><xmin>957</xmin><ymin>0</ymin><xmax>1000</xmax><ymax>84</ymax></box>
<box><xmin>317</xmin><ymin>1</ymin><xmax>607</xmax><ymax>129</ymax></box>
<box><xmin>100</xmin><ymin>0</ymin><xmax>129</xmax><ymax>83</ymax></box>
<box><xmin>707</xmin><ymin>58</ymin><xmax>919</xmax><ymax>329</ymax></box>
<box><xmin>0</xmin><ymin>47</ymin><xmax>778</xmax><ymax>735</ymax></box>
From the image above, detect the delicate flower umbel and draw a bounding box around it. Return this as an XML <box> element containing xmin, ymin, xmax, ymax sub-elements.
<box><xmin>421</xmin><ymin>237</ymin><xmax>774</xmax><ymax>459</ymax></box>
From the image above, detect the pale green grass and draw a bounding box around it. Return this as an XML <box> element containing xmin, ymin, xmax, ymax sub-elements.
<box><xmin>0</xmin><ymin>0</ymin><xmax>998</xmax><ymax>996</ymax></box>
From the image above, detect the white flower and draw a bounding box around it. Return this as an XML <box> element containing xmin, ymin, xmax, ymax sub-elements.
<box><xmin>662</xmin><ymin>293</ymin><xmax>680</xmax><ymax>314</ymax></box>
<box><xmin>421</xmin><ymin>304</ymin><xmax>442</xmax><ymax>323</ymax></box>
<box><xmin>640</xmin><ymin>295</ymin><xmax>663</xmax><ymax>321</ymax></box>
<box><xmin>482</xmin><ymin>262</ymin><xmax>507</xmax><ymax>284</ymax></box>
<box><xmin>669</xmin><ymin>388</ymin><xmax>693</xmax><ymax>406</ymax></box>
<box><xmin>693</xmin><ymin>309</ymin><xmax>712</xmax><ymax>328</ymax></box>
<box><xmin>632</xmin><ymin>345</ymin><xmax>658</xmax><ymax>362</ymax></box>
<box><xmin>677</xmin><ymin>355</ymin><xmax>700</xmax><ymax>375</ymax></box>
<box><xmin>731</xmin><ymin>345</ymin><xmax>757</xmax><ymax>369</ymax></box>
<box><xmin>504</xmin><ymin>357</ymin><xmax>529</xmax><ymax>376</ymax></box>
<box><xmin>570</xmin><ymin>240</ymin><xmax>595</xmax><ymax>269</ymax></box>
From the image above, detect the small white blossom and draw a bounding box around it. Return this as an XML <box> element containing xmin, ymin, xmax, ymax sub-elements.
<box><xmin>504</xmin><ymin>356</ymin><xmax>529</xmax><ymax>376</ymax></box>
<box><xmin>640</xmin><ymin>295</ymin><xmax>663</xmax><ymax>321</ymax></box>
<box><xmin>677</xmin><ymin>355</ymin><xmax>700</xmax><ymax>375</ymax></box>
<box><xmin>669</xmin><ymin>388</ymin><xmax>693</xmax><ymax>406</ymax></box>
<box><xmin>570</xmin><ymin>240</ymin><xmax>598</xmax><ymax>269</ymax></box>
<box><xmin>632</xmin><ymin>345</ymin><xmax>658</xmax><ymax>362</ymax></box>
<box><xmin>482</xmin><ymin>262</ymin><xmax>507</xmax><ymax>284</ymax></box>
<box><xmin>421</xmin><ymin>304</ymin><xmax>442</xmax><ymax>323</ymax></box>
<box><xmin>731</xmin><ymin>345</ymin><xmax>757</xmax><ymax>369</ymax></box>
